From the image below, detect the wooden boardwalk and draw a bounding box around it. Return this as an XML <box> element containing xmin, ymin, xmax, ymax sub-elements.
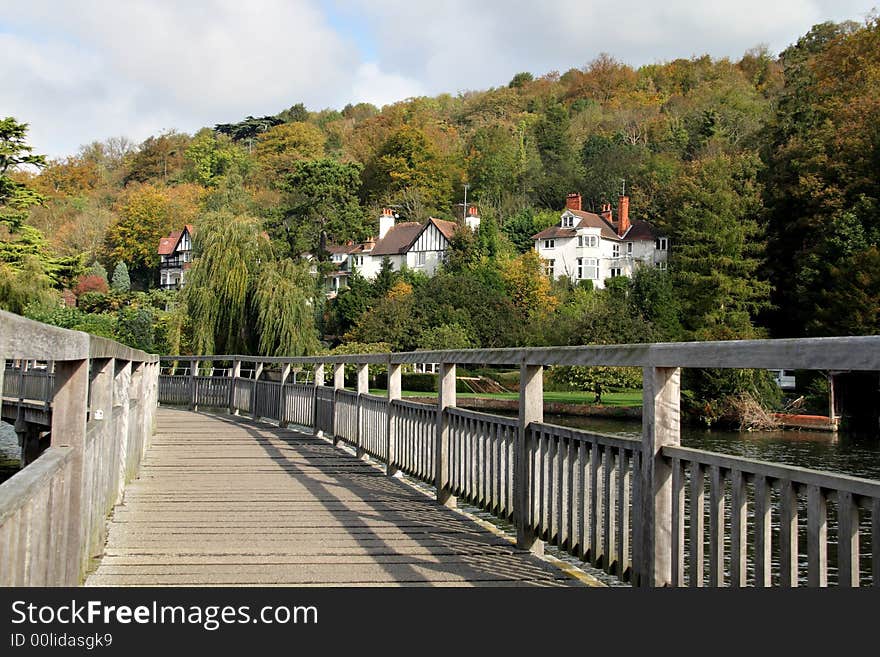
<box><xmin>86</xmin><ymin>408</ymin><xmax>591</xmax><ymax>587</ymax></box>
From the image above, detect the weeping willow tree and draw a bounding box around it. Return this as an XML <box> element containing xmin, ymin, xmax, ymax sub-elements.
<box><xmin>183</xmin><ymin>210</ymin><xmax>319</xmax><ymax>355</ymax></box>
<box><xmin>254</xmin><ymin>258</ymin><xmax>320</xmax><ymax>356</ymax></box>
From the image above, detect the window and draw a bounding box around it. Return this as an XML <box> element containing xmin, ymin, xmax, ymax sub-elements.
<box><xmin>544</xmin><ymin>259</ymin><xmax>555</xmax><ymax>278</ymax></box>
<box><xmin>353</xmin><ymin>256</ymin><xmax>364</xmax><ymax>267</ymax></box>
<box><xmin>562</xmin><ymin>214</ymin><xmax>574</xmax><ymax>228</ymax></box>
<box><xmin>612</xmin><ymin>243</ymin><xmax>620</xmax><ymax>258</ymax></box>
<box><xmin>417</xmin><ymin>252</ymin><xmax>426</xmax><ymax>266</ymax></box>
<box><xmin>627</xmin><ymin>242</ymin><xmax>633</xmax><ymax>255</ymax></box>
<box><xmin>655</xmin><ymin>261</ymin><xmax>668</xmax><ymax>271</ymax></box>
<box><xmin>577</xmin><ymin>258</ymin><xmax>598</xmax><ymax>279</ymax></box>
<box><xmin>543</xmin><ymin>239</ymin><xmax>555</xmax><ymax>249</ymax></box>
<box><xmin>578</xmin><ymin>235</ymin><xmax>598</xmax><ymax>248</ymax></box>
<box><xmin>610</xmin><ymin>267</ymin><xmax>622</xmax><ymax>277</ymax></box>
<box><xmin>656</xmin><ymin>238</ymin><xmax>668</xmax><ymax>251</ymax></box>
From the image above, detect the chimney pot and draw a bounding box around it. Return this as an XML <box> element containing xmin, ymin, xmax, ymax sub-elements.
<box><xmin>617</xmin><ymin>195</ymin><xmax>630</xmax><ymax>237</ymax></box>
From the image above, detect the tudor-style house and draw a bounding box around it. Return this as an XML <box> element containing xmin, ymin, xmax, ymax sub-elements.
<box><xmin>157</xmin><ymin>225</ymin><xmax>194</xmax><ymax>289</ymax></box>
<box><xmin>532</xmin><ymin>193</ymin><xmax>667</xmax><ymax>288</ymax></box>
<box><xmin>322</xmin><ymin>206</ymin><xmax>481</xmax><ymax>297</ymax></box>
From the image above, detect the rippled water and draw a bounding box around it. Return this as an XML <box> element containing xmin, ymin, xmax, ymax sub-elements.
<box><xmin>544</xmin><ymin>415</ymin><xmax>880</xmax><ymax>480</ymax></box>
<box><xmin>0</xmin><ymin>421</ymin><xmax>20</xmax><ymax>484</ymax></box>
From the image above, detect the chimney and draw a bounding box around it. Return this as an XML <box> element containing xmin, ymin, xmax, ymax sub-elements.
<box><xmin>617</xmin><ymin>195</ymin><xmax>630</xmax><ymax>237</ymax></box>
<box><xmin>379</xmin><ymin>208</ymin><xmax>395</xmax><ymax>240</ymax></box>
<box><xmin>600</xmin><ymin>203</ymin><xmax>613</xmax><ymax>223</ymax></box>
<box><xmin>565</xmin><ymin>193</ymin><xmax>582</xmax><ymax>212</ymax></box>
<box><xmin>465</xmin><ymin>205</ymin><xmax>480</xmax><ymax>231</ymax></box>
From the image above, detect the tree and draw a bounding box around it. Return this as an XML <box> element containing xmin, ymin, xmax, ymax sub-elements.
<box><xmin>664</xmin><ymin>152</ymin><xmax>769</xmax><ymax>339</ymax></box>
<box><xmin>104</xmin><ymin>183</ymin><xmax>204</xmax><ymax>287</ymax></box>
<box><xmin>183</xmin><ymin>128</ymin><xmax>249</xmax><ymax>186</ymax></box>
<box><xmin>184</xmin><ymin>211</ymin><xmax>319</xmax><ymax>356</ymax></box>
<box><xmin>361</xmin><ymin>125</ymin><xmax>454</xmax><ymax>215</ymax></box>
<box><xmin>0</xmin><ymin>117</ymin><xmax>80</xmax><ymax>300</ymax></box>
<box><xmin>124</xmin><ymin>131</ymin><xmax>190</xmax><ymax>184</ymax></box>
<box><xmin>762</xmin><ymin>18</ymin><xmax>880</xmax><ymax>337</ymax></box>
<box><xmin>0</xmin><ymin>117</ymin><xmax>46</xmax><ymax>230</ymax></box>
<box><xmin>111</xmin><ymin>261</ymin><xmax>131</xmax><ymax>292</ymax></box>
<box><xmin>508</xmin><ymin>72</ymin><xmax>534</xmax><ymax>88</ymax></box>
<box><xmin>252</xmin><ymin>122</ymin><xmax>326</xmax><ymax>179</ymax></box>
<box><xmin>214</xmin><ymin>115</ymin><xmax>283</xmax><ymax>147</ymax></box>
<box><xmin>274</xmin><ymin>159</ymin><xmax>367</xmax><ymax>256</ymax></box>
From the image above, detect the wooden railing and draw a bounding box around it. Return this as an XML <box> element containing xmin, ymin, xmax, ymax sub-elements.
<box><xmin>0</xmin><ymin>311</ymin><xmax>158</xmax><ymax>586</ymax></box>
<box><xmin>158</xmin><ymin>335</ymin><xmax>880</xmax><ymax>587</ymax></box>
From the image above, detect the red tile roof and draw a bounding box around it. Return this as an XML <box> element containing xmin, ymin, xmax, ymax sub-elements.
<box><xmin>430</xmin><ymin>218</ymin><xmax>458</xmax><ymax>241</ymax></box>
<box><xmin>157</xmin><ymin>225</ymin><xmax>195</xmax><ymax>255</ymax></box>
<box><xmin>157</xmin><ymin>230</ymin><xmax>183</xmax><ymax>255</ymax></box>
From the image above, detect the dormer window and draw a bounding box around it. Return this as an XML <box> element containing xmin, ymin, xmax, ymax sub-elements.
<box><xmin>561</xmin><ymin>214</ymin><xmax>574</xmax><ymax>228</ymax></box>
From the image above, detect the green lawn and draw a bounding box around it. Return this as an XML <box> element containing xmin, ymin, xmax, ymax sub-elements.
<box><xmin>368</xmin><ymin>389</ymin><xmax>642</xmax><ymax>407</ymax></box>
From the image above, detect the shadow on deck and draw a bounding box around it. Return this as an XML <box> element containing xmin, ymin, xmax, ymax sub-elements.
<box><xmin>86</xmin><ymin>408</ymin><xmax>594</xmax><ymax>587</ymax></box>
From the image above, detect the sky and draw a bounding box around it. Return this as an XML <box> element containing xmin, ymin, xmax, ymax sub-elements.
<box><xmin>1</xmin><ymin>0</ymin><xmax>876</xmax><ymax>159</ymax></box>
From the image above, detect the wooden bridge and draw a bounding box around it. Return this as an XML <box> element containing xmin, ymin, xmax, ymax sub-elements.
<box><xmin>2</xmin><ymin>309</ymin><xmax>880</xmax><ymax>587</ymax></box>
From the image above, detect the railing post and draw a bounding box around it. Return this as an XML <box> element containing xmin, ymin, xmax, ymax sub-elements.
<box><xmin>50</xmin><ymin>358</ymin><xmax>89</xmax><ymax>585</ymax></box>
<box><xmin>386</xmin><ymin>361</ymin><xmax>401</xmax><ymax>477</ymax></box>
<box><xmin>313</xmin><ymin>363</ymin><xmax>324</xmax><ymax>436</ymax></box>
<box><xmin>251</xmin><ymin>361</ymin><xmax>264</xmax><ymax>419</ymax></box>
<box><xmin>332</xmin><ymin>363</ymin><xmax>344</xmax><ymax>446</ymax></box>
<box><xmin>640</xmin><ymin>366</ymin><xmax>680</xmax><ymax>587</ymax></box>
<box><xmin>435</xmin><ymin>362</ymin><xmax>456</xmax><ymax>507</ymax></box>
<box><xmin>279</xmin><ymin>362</ymin><xmax>291</xmax><ymax>427</ymax></box>
<box><xmin>229</xmin><ymin>359</ymin><xmax>241</xmax><ymax>415</ymax></box>
<box><xmin>356</xmin><ymin>363</ymin><xmax>369</xmax><ymax>459</ymax></box>
<box><xmin>516</xmin><ymin>362</ymin><xmax>544</xmax><ymax>555</ymax></box>
<box><xmin>189</xmin><ymin>358</ymin><xmax>198</xmax><ymax>411</ymax></box>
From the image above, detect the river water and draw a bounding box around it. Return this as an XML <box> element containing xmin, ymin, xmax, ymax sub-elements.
<box><xmin>0</xmin><ymin>421</ymin><xmax>19</xmax><ymax>484</ymax></box>
<box><xmin>546</xmin><ymin>415</ymin><xmax>880</xmax><ymax>480</ymax></box>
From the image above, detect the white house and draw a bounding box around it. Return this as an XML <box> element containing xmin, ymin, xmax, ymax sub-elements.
<box><xmin>532</xmin><ymin>194</ymin><xmax>667</xmax><ymax>288</ymax></box>
<box><xmin>322</xmin><ymin>206</ymin><xmax>481</xmax><ymax>296</ymax></box>
<box><xmin>157</xmin><ymin>224</ymin><xmax>194</xmax><ymax>289</ymax></box>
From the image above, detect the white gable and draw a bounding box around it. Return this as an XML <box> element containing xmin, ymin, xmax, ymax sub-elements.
<box><xmin>411</xmin><ymin>222</ymin><xmax>450</xmax><ymax>253</ymax></box>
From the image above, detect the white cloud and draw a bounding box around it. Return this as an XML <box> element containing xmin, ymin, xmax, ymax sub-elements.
<box><xmin>0</xmin><ymin>0</ymin><xmax>876</xmax><ymax>157</ymax></box>
<box><xmin>350</xmin><ymin>62</ymin><xmax>425</xmax><ymax>107</ymax></box>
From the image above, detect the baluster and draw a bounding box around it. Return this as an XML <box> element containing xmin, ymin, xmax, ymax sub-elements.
<box><xmin>806</xmin><ymin>485</ymin><xmax>828</xmax><ymax>587</ymax></box>
<box><xmin>779</xmin><ymin>480</ymin><xmax>798</xmax><ymax>587</ymax></box>
<box><xmin>603</xmin><ymin>446</ymin><xmax>617</xmax><ymax>573</ymax></box>
<box><xmin>709</xmin><ymin>465</ymin><xmax>725</xmax><ymax>587</ymax></box>
<box><xmin>755</xmin><ymin>476</ymin><xmax>772</xmax><ymax>587</ymax></box>
<box><xmin>577</xmin><ymin>440</ymin><xmax>588</xmax><ymax>560</ymax></box>
<box><xmin>590</xmin><ymin>441</ymin><xmax>602</xmax><ymax>567</ymax></box>
<box><xmin>671</xmin><ymin>457</ymin><xmax>685</xmax><ymax>586</ymax></box>
<box><xmin>617</xmin><ymin>448</ymin><xmax>630</xmax><ymax>578</ymax></box>
<box><xmin>689</xmin><ymin>462</ymin><xmax>704</xmax><ymax>587</ymax></box>
<box><xmin>837</xmin><ymin>491</ymin><xmax>859</xmax><ymax>587</ymax></box>
<box><xmin>731</xmin><ymin>469</ymin><xmax>748</xmax><ymax>587</ymax></box>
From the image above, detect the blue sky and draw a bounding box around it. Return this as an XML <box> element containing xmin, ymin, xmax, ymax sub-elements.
<box><xmin>0</xmin><ymin>0</ymin><xmax>876</xmax><ymax>159</ymax></box>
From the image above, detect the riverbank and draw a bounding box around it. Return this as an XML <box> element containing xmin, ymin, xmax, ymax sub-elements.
<box><xmin>407</xmin><ymin>395</ymin><xmax>642</xmax><ymax>419</ymax></box>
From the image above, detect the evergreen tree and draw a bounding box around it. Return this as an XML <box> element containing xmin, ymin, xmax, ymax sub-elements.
<box><xmin>111</xmin><ymin>261</ymin><xmax>131</xmax><ymax>292</ymax></box>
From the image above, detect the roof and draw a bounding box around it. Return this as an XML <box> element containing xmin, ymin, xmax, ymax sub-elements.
<box><xmin>157</xmin><ymin>230</ymin><xmax>182</xmax><ymax>255</ymax></box>
<box><xmin>532</xmin><ymin>209</ymin><xmax>659</xmax><ymax>242</ymax></box>
<box><xmin>157</xmin><ymin>225</ymin><xmax>195</xmax><ymax>255</ymax></box>
<box><xmin>430</xmin><ymin>218</ymin><xmax>458</xmax><ymax>241</ymax></box>
<box><xmin>371</xmin><ymin>222</ymin><xmax>423</xmax><ymax>256</ymax></box>
<box><xmin>621</xmin><ymin>220</ymin><xmax>657</xmax><ymax>242</ymax></box>
<box><xmin>326</xmin><ymin>244</ymin><xmax>359</xmax><ymax>255</ymax></box>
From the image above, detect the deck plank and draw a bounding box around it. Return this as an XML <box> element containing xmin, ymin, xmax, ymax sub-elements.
<box><xmin>86</xmin><ymin>408</ymin><xmax>592</xmax><ymax>587</ymax></box>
